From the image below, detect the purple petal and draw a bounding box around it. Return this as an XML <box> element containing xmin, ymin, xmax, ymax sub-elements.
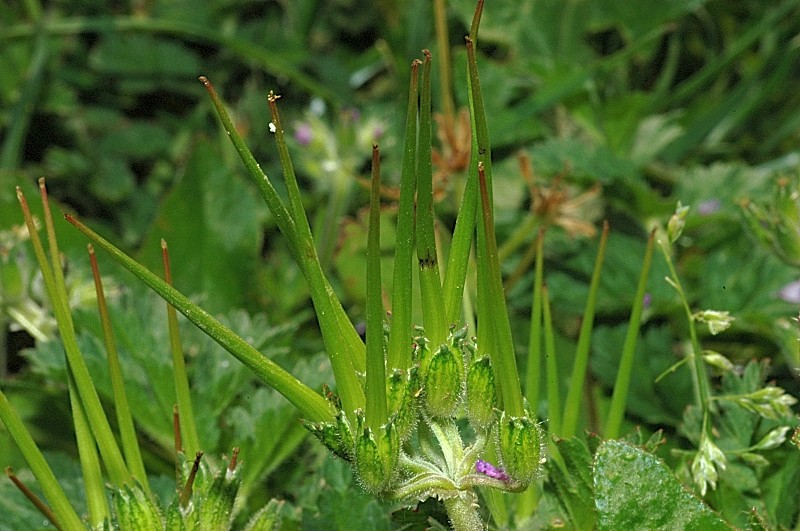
<box><xmin>476</xmin><ymin>460</ymin><xmax>509</xmax><ymax>481</ymax></box>
<box><xmin>698</xmin><ymin>198</ymin><xmax>721</xmax><ymax>216</ymax></box>
<box><xmin>779</xmin><ymin>280</ymin><xmax>800</xmax><ymax>304</ymax></box>
<box><xmin>294</xmin><ymin>123</ymin><xmax>313</xmax><ymax>146</ymax></box>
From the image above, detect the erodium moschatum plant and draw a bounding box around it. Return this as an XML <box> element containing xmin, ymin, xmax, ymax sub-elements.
<box><xmin>4</xmin><ymin>3</ymin><xmax>555</xmax><ymax>530</ymax></box>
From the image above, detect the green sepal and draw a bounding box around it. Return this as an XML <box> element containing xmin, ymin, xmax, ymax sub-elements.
<box><xmin>423</xmin><ymin>343</ymin><xmax>465</xmax><ymax>419</ymax></box>
<box><xmin>194</xmin><ymin>461</ymin><xmax>242</xmax><ymax>530</ymax></box>
<box><xmin>164</xmin><ymin>497</ymin><xmax>187</xmax><ymax>531</ymax></box>
<box><xmin>412</xmin><ymin>331</ymin><xmax>433</xmax><ymax>382</ymax></box>
<box><xmin>354</xmin><ymin>414</ymin><xmax>400</xmax><ymax>494</ymax></box>
<box><xmin>303</xmin><ymin>410</ymin><xmax>354</xmax><ymax>461</ymax></box>
<box><xmin>386</xmin><ymin>368</ymin><xmax>420</xmax><ymax>442</ymax></box>
<box><xmin>112</xmin><ymin>482</ymin><xmax>164</xmax><ymax>530</ymax></box>
<box><xmin>496</xmin><ymin>410</ymin><xmax>546</xmax><ymax>487</ymax></box>
<box><xmin>466</xmin><ymin>356</ymin><xmax>496</xmax><ymax>430</ymax></box>
<box><xmin>243</xmin><ymin>499</ymin><xmax>285</xmax><ymax>531</ymax></box>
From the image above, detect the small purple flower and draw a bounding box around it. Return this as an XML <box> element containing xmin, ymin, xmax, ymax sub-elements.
<box><xmin>779</xmin><ymin>280</ymin><xmax>800</xmax><ymax>304</ymax></box>
<box><xmin>476</xmin><ymin>460</ymin><xmax>509</xmax><ymax>481</ymax></box>
<box><xmin>294</xmin><ymin>123</ymin><xmax>313</xmax><ymax>146</ymax></box>
<box><xmin>697</xmin><ymin>198</ymin><xmax>721</xmax><ymax>216</ymax></box>
<box><xmin>643</xmin><ymin>292</ymin><xmax>653</xmax><ymax>309</ymax></box>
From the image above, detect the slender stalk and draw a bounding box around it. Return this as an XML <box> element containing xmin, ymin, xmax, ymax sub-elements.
<box><xmin>66</xmin><ymin>213</ymin><xmax>335</xmax><ymax>423</ymax></box>
<box><xmin>478</xmin><ymin>164</ymin><xmax>524</xmax><ymax>417</ymax></box>
<box><xmin>0</xmin><ymin>392</ymin><xmax>84</xmax><ymax>530</ymax></box>
<box><xmin>516</xmin><ymin>233</ymin><xmax>546</xmax><ymax>518</ymax></box>
<box><xmin>67</xmin><ymin>369</ymin><xmax>109</xmax><ymax>527</ymax></box>
<box><xmin>162</xmin><ymin>240</ymin><xmax>201</xmax><ymax>459</ymax></box>
<box><xmin>542</xmin><ymin>285</ymin><xmax>561</xmax><ymax>435</ymax></box>
<box><xmin>416</xmin><ymin>50</ymin><xmax>448</xmax><ymax>348</ymax></box>
<box><xmin>88</xmin><ymin>245</ymin><xmax>150</xmax><ymax>491</ymax></box>
<box><xmin>387</xmin><ymin>60</ymin><xmax>421</xmax><ymax>372</ymax></box>
<box><xmin>661</xmin><ymin>248</ymin><xmax>712</xmax><ymax>413</ymax></box>
<box><xmin>18</xmin><ymin>183</ymin><xmax>131</xmax><ymax>487</ymax></box>
<box><xmin>202</xmin><ymin>77</ymin><xmax>365</xmax><ymax>416</ymax></box>
<box><xmin>561</xmin><ymin>221</ymin><xmax>609</xmax><ymax>438</ymax></box>
<box><xmin>442</xmin><ymin>64</ymin><xmax>479</xmax><ymax>326</ymax></box>
<box><xmin>465</xmin><ymin>35</ymin><xmax>494</xmax><ymax>358</ymax></box>
<box><xmin>604</xmin><ymin>230</ymin><xmax>656</xmax><ymax>439</ymax></box>
<box><xmin>365</xmin><ymin>145</ymin><xmax>388</xmax><ymax>429</ymax></box>
<box><xmin>5</xmin><ymin>468</ymin><xmax>61</xmax><ymax>530</ymax></box>
<box><xmin>525</xmin><ymin>229</ymin><xmax>546</xmax><ymax>410</ymax></box>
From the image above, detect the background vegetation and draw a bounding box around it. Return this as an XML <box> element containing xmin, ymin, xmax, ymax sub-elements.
<box><xmin>2</xmin><ymin>0</ymin><xmax>800</xmax><ymax>528</ymax></box>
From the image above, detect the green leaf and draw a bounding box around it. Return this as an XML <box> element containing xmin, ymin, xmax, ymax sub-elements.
<box><xmin>594</xmin><ymin>440</ymin><xmax>732</xmax><ymax>530</ymax></box>
<box><xmin>89</xmin><ymin>33</ymin><xmax>201</xmax><ymax>79</ymax></box>
<box><xmin>137</xmin><ymin>137</ymin><xmax>263</xmax><ymax>313</ymax></box>
<box><xmin>546</xmin><ymin>436</ymin><xmax>597</xmax><ymax>530</ymax></box>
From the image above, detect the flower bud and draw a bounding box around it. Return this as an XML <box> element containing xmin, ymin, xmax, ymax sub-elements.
<box><xmin>354</xmin><ymin>418</ymin><xmax>400</xmax><ymax>493</ymax></box>
<box><xmin>423</xmin><ymin>344</ymin><xmax>464</xmax><ymax>418</ymax></box>
<box><xmin>693</xmin><ymin>310</ymin><xmax>734</xmax><ymax>335</ymax></box>
<box><xmin>496</xmin><ymin>411</ymin><xmax>545</xmax><ymax>486</ymax></box>
<box><xmin>667</xmin><ymin>202</ymin><xmax>689</xmax><ymax>244</ymax></box>
<box><xmin>465</xmin><ymin>356</ymin><xmax>496</xmax><ymax>430</ymax></box>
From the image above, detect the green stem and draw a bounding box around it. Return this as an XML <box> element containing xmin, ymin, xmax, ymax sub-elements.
<box><xmin>387</xmin><ymin>60</ymin><xmax>421</xmax><ymax>371</ymax></box>
<box><xmin>88</xmin><ymin>245</ymin><xmax>150</xmax><ymax>492</ymax></box>
<box><xmin>661</xmin><ymin>246</ymin><xmax>712</xmax><ymax>413</ymax></box>
<box><xmin>542</xmin><ymin>285</ymin><xmax>561</xmax><ymax>435</ymax></box>
<box><xmin>67</xmin><ymin>368</ymin><xmax>109</xmax><ymax>527</ymax></box>
<box><xmin>442</xmin><ymin>492</ymin><xmax>484</xmax><ymax>531</ymax></box>
<box><xmin>604</xmin><ymin>230</ymin><xmax>656</xmax><ymax>439</ymax></box>
<box><xmin>20</xmin><ymin>183</ymin><xmax>131</xmax><ymax>487</ymax></box>
<box><xmin>365</xmin><ymin>145</ymin><xmax>387</xmax><ymax>429</ymax></box>
<box><xmin>524</xmin><ymin>228</ymin><xmax>546</xmax><ymax>412</ymax></box>
<box><xmin>269</xmin><ymin>91</ymin><xmax>366</xmax><ymax>407</ymax></box>
<box><xmin>561</xmin><ymin>221</ymin><xmax>609</xmax><ymax>438</ymax></box>
<box><xmin>161</xmin><ymin>240</ymin><xmax>202</xmax><ymax>459</ymax></box>
<box><xmin>0</xmin><ymin>391</ymin><xmax>84</xmax><ymax>530</ymax></box>
<box><xmin>202</xmin><ymin>77</ymin><xmax>365</xmax><ymax>416</ymax></box>
<box><xmin>66</xmin><ymin>214</ymin><xmax>335</xmax><ymax>424</ymax></box>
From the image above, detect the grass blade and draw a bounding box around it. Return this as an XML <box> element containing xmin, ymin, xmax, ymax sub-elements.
<box><xmin>604</xmin><ymin>230</ymin><xmax>656</xmax><ymax>439</ymax></box>
<box><xmin>561</xmin><ymin>221</ymin><xmax>609</xmax><ymax>438</ymax></box>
